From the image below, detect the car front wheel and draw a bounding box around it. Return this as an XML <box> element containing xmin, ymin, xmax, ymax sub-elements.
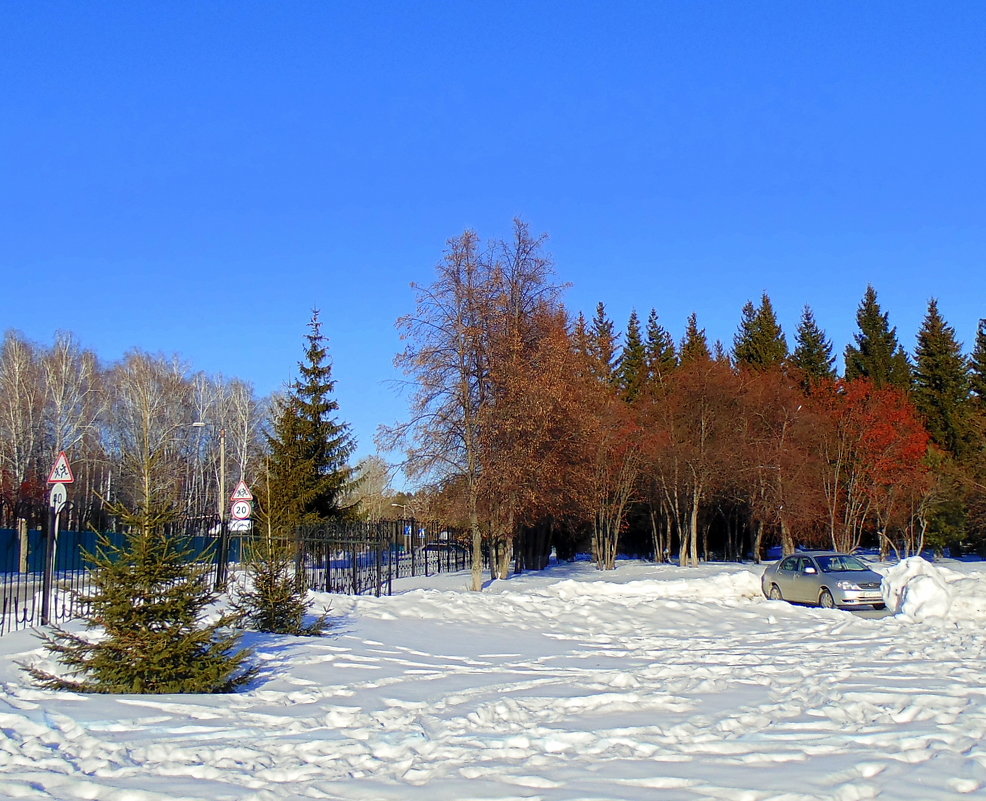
<box><xmin>819</xmin><ymin>589</ymin><xmax>836</xmax><ymax>609</ymax></box>
<box><xmin>768</xmin><ymin>584</ymin><xmax>783</xmax><ymax>601</ymax></box>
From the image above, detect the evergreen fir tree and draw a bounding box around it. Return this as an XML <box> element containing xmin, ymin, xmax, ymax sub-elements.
<box><xmin>733</xmin><ymin>300</ymin><xmax>758</xmax><ymax>362</ymax></box>
<box><xmin>844</xmin><ymin>285</ymin><xmax>911</xmax><ymax>389</ymax></box>
<box><xmin>679</xmin><ymin>313</ymin><xmax>711</xmax><ymax>364</ymax></box>
<box><xmin>970</xmin><ymin>319</ymin><xmax>986</xmax><ymax>402</ymax></box>
<box><xmin>644</xmin><ymin>309</ymin><xmax>677</xmax><ymax>385</ymax></box>
<box><xmin>913</xmin><ymin>298</ymin><xmax>971</xmax><ymax>457</ymax></box>
<box><xmin>587</xmin><ymin>302</ymin><xmax>620</xmax><ymax>385</ymax></box>
<box><xmin>572</xmin><ymin>312</ymin><xmax>590</xmax><ymax>358</ymax></box>
<box><xmin>232</xmin><ymin>536</ymin><xmax>329</xmax><ymax>636</ymax></box>
<box><xmin>733</xmin><ymin>293</ymin><xmax>788</xmax><ymax>370</ymax></box>
<box><xmin>792</xmin><ymin>305</ymin><xmax>836</xmax><ymax>387</ymax></box>
<box><xmin>24</xmin><ymin>503</ymin><xmax>254</xmax><ymax>694</ymax></box>
<box><xmin>265</xmin><ymin>310</ymin><xmax>357</xmax><ymax>525</ymax></box>
<box><xmin>616</xmin><ymin>310</ymin><xmax>646</xmax><ymax>401</ymax></box>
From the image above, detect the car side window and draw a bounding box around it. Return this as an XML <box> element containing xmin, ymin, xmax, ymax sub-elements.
<box><xmin>780</xmin><ymin>557</ymin><xmax>797</xmax><ymax>572</ymax></box>
<box><xmin>800</xmin><ymin>558</ymin><xmax>816</xmax><ymax>574</ymax></box>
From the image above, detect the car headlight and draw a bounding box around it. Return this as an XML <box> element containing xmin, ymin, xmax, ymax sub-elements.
<box><xmin>836</xmin><ymin>581</ymin><xmax>861</xmax><ymax>591</ymax></box>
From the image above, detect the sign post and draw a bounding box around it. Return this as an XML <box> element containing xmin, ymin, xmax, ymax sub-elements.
<box><xmin>42</xmin><ymin>453</ymin><xmax>73</xmax><ymax>626</ymax></box>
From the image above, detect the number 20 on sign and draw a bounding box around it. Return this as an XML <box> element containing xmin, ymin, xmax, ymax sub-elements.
<box><xmin>231</xmin><ymin>500</ymin><xmax>252</xmax><ymax>520</ymax></box>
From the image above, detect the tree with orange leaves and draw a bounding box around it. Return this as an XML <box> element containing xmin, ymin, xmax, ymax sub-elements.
<box><xmin>808</xmin><ymin>378</ymin><xmax>930</xmax><ymax>553</ymax></box>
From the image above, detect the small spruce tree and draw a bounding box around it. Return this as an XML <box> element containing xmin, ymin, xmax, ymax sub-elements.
<box><xmin>24</xmin><ymin>504</ymin><xmax>254</xmax><ymax>694</ymax></box>
<box><xmin>232</xmin><ymin>534</ymin><xmax>329</xmax><ymax>636</ymax></box>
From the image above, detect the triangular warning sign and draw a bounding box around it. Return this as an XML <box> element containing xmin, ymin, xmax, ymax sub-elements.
<box><xmin>230</xmin><ymin>480</ymin><xmax>253</xmax><ymax>501</ymax></box>
<box><xmin>48</xmin><ymin>452</ymin><xmax>75</xmax><ymax>484</ymax></box>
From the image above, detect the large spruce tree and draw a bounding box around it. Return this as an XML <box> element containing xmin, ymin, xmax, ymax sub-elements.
<box><xmin>970</xmin><ymin>318</ymin><xmax>986</xmax><ymax>402</ymax></box>
<box><xmin>587</xmin><ymin>301</ymin><xmax>620</xmax><ymax>385</ymax></box>
<box><xmin>732</xmin><ymin>293</ymin><xmax>788</xmax><ymax>370</ymax></box>
<box><xmin>25</xmin><ymin>504</ymin><xmax>254</xmax><ymax>694</ymax></box>
<box><xmin>265</xmin><ymin>310</ymin><xmax>356</xmax><ymax>525</ymax></box>
<box><xmin>644</xmin><ymin>309</ymin><xmax>677</xmax><ymax>386</ymax></box>
<box><xmin>791</xmin><ymin>305</ymin><xmax>836</xmax><ymax>386</ymax></box>
<box><xmin>913</xmin><ymin>299</ymin><xmax>971</xmax><ymax>457</ymax></box>
<box><xmin>679</xmin><ymin>312</ymin><xmax>711</xmax><ymax>364</ymax></box>
<box><xmin>616</xmin><ymin>310</ymin><xmax>646</xmax><ymax>402</ymax></box>
<box><xmin>844</xmin><ymin>285</ymin><xmax>911</xmax><ymax>389</ymax></box>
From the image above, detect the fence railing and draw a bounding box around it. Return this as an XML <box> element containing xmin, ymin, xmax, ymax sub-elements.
<box><xmin>0</xmin><ymin>518</ymin><xmax>470</xmax><ymax>636</ymax></box>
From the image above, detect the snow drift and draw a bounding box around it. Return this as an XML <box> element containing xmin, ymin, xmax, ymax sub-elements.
<box><xmin>3</xmin><ymin>560</ymin><xmax>986</xmax><ymax>801</ymax></box>
<box><xmin>881</xmin><ymin>556</ymin><xmax>986</xmax><ymax>623</ymax></box>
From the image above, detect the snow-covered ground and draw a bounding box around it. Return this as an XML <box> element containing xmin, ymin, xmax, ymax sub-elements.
<box><xmin>3</xmin><ymin>558</ymin><xmax>986</xmax><ymax>801</ymax></box>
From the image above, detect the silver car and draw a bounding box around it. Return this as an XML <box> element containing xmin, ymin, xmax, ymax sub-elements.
<box><xmin>761</xmin><ymin>552</ymin><xmax>885</xmax><ymax>610</ymax></box>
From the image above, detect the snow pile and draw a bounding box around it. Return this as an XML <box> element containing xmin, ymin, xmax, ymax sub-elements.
<box><xmin>541</xmin><ymin>569</ymin><xmax>764</xmax><ymax>604</ymax></box>
<box><xmin>882</xmin><ymin>556</ymin><xmax>986</xmax><ymax>623</ymax></box>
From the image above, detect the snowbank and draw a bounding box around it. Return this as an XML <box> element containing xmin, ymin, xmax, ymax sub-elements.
<box><xmin>882</xmin><ymin>556</ymin><xmax>986</xmax><ymax>623</ymax></box>
<box><xmin>541</xmin><ymin>569</ymin><xmax>764</xmax><ymax>603</ymax></box>
<box><xmin>4</xmin><ymin>560</ymin><xmax>986</xmax><ymax>801</ymax></box>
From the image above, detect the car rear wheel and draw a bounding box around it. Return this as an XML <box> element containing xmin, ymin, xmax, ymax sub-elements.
<box><xmin>873</xmin><ymin>602</ymin><xmax>886</xmax><ymax>610</ymax></box>
<box><xmin>819</xmin><ymin>589</ymin><xmax>836</xmax><ymax>609</ymax></box>
<box><xmin>768</xmin><ymin>584</ymin><xmax>783</xmax><ymax>601</ymax></box>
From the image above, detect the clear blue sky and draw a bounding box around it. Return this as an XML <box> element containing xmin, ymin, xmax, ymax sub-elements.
<box><xmin>3</xmin><ymin>1</ymin><xmax>985</xmax><ymax>470</ymax></box>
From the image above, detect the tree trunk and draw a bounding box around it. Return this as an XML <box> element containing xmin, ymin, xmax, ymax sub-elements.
<box><xmin>687</xmin><ymin>489</ymin><xmax>700</xmax><ymax>566</ymax></box>
<box><xmin>780</xmin><ymin>517</ymin><xmax>794</xmax><ymax>556</ymax></box>
<box><xmin>469</xmin><ymin>485</ymin><xmax>483</xmax><ymax>591</ymax></box>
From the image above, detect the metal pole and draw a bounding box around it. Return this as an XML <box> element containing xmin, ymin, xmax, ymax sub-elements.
<box><xmin>214</xmin><ymin>428</ymin><xmax>228</xmax><ymax>589</ymax></box>
<box><xmin>219</xmin><ymin>428</ymin><xmax>226</xmax><ymax>521</ymax></box>
<box><xmin>41</xmin><ymin>503</ymin><xmax>56</xmax><ymax>625</ymax></box>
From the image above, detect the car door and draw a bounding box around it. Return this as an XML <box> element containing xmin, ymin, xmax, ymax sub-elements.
<box><xmin>773</xmin><ymin>556</ymin><xmax>799</xmax><ymax>599</ymax></box>
<box><xmin>793</xmin><ymin>556</ymin><xmax>820</xmax><ymax>603</ymax></box>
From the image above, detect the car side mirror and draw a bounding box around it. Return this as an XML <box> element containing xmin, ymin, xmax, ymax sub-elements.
<box><xmin>804</xmin><ymin>566</ymin><xmax>817</xmax><ymax>575</ymax></box>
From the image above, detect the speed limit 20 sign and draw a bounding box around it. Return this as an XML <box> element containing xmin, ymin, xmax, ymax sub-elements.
<box><xmin>231</xmin><ymin>500</ymin><xmax>253</xmax><ymax>520</ymax></box>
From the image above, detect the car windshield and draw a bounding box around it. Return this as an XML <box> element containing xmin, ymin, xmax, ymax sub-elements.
<box><xmin>816</xmin><ymin>555</ymin><xmax>869</xmax><ymax>573</ymax></box>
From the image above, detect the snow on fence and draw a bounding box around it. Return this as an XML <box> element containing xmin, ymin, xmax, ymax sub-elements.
<box><xmin>0</xmin><ymin>518</ymin><xmax>469</xmax><ymax>636</ymax></box>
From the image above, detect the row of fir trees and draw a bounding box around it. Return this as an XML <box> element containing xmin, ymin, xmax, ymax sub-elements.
<box><xmin>390</xmin><ymin>221</ymin><xmax>986</xmax><ymax>583</ymax></box>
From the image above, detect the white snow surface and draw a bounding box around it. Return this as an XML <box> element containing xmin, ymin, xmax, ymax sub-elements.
<box><xmin>3</xmin><ymin>559</ymin><xmax>986</xmax><ymax>801</ymax></box>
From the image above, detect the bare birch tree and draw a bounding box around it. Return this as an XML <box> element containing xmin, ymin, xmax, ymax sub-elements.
<box><xmin>0</xmin><ymin>331</ymin><xmax>44</xmax><ymax>523</ymax></box>
<box><xmin>109</xmin><ymin>351</ymin><xmax>194</xmax><ymax>511</ymax></box>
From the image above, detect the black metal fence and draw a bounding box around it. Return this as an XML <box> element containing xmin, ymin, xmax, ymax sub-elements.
<box><xmin>0</xmin><ymin>518</ymin><xmax>470</xmax><ymax>636</ymax></box>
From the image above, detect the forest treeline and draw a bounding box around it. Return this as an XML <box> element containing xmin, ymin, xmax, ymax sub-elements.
<box><xmin>0</xmin><ymin>333</ymin><xmax>279</xmax><ymax>531</ymax></box>
<box><xmin>386</xmin><ymin>221</ymin><xmax>986</xmax><ymax>584</ymax></box>
<box><xmin>5</xmin><ymin>220</ymin><xmax>985</xmax><ymax>579</ymax></box>
<box><xmin>0</xmin><ymin>315</ymin><xmax>367</xmax><ymax>533</ymax></box>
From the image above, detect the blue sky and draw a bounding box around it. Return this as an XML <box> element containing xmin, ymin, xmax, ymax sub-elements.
<box><xmin>3</xmin><ymin>1</ymin><xmax>985</xmax><ymax>470</ymax></box>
